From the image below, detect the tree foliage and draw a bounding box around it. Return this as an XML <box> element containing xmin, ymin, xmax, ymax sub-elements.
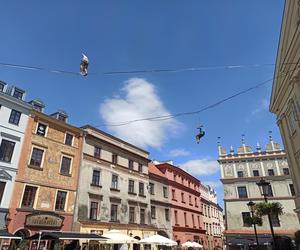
<box><xmin>244</xmin><ymin>215</ymin><xmax>263</xmax><ymax>226</ymax></box>
<box><xmin>254</xmin><ymin>202</ymin><xmax>284</xmax><ymax>217</ymax></box>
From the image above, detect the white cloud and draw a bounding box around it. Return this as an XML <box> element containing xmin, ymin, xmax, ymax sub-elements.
<box><xmin>169</xmin><ymin>149</ymin><xmax>191</xmax><ymax>157</ymax></box>
<box><xmin>180</xmin><ymin>158</ymin><xmax>220</xmax><ymax>176</ymax></box>
<box><xmin>202</xmin><ymin>180</ymin><xmax>222</xmax><ymax>189</ymax></box>
<box><xmin>100</xmin><ymin>78</ymin><xmax>181</xmax><ymax>148</ymax></box>
<box><xmin>250</xmin><ymin>98</ymin><xmax>269</xmax><ymax>116</ymax></box>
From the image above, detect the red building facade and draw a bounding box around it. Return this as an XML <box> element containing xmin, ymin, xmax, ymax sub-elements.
<box><xmin>155</xmin><ymin>162</ymin><xmax>207</xmax><ymax>248</ymax></box>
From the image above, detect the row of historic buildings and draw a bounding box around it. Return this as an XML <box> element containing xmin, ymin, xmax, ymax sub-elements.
<box><xmin>0</xmin><ymin>81</ymin><xmax>224</xmax><ymax>250</ymax></box>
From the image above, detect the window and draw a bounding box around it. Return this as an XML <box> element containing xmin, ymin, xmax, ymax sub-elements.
<box><xmin>184</xmin><ymin>212</ymin><xmax>187</xmax><ymax>226</ymax></box>
<box><xmin>242</xmin><ymin>212</ymin><xmax>251</xmax><ymax>227</ymax></box>
<box><xmin>55</xmin><ymin>191</ymin><xmax>67</xmax><ymax>211</ymax></box>
<box><xmin>111</xmin><ymin>175</ymin><xmax>118</xmax><ymax>189</ymax></box>
<box><xmin>90</xmin><ymin>201</ymin><xmax>98</xmax><ymax>220</ymax></box>
<box><xmin>112</xmin><ymin>154</ymin><xmax>118</xmax><ymax>164</ymax></box>
<box><xmin>192</xmin><ymin>214</ymin><xmax>195</xmax><ymax>228</ymax></box>
<box><xmin>181</xmin><ymin>192</ymin><xmax>185</xmax><ymax>203</ymax></box>
<box><xmin>111</xmin><ymin>204</ymin><xmax>118</xmax><ymax>222</ymax></box>
<box><xmin>140</xmin><ymin>208</ymin><xmax>145</xmax><ymax>224</ymax></box>
<box><xmin>65</xmin><ymin>133</ymin><xmax>73</xmax><ymax>146</ymax></box>
<box><xmin>60</xmin><ymin>156</ymin><xmax>72</xmax><ymax>175</ymax></box>
<box><xmin>0</xmin><ymin>182</ymin><xmax>6</xmax><ymax>204</ymax></box>
<box><xmin>149</xmin><ymin>183</ymin><xmax>154</xmax><ymax>195</ymax></box>
<box><xmin>129</xmin><ymin>207</ymin><xmax>135</xmax><ymax>223</ymax></box>
<box><xmin>181</xmin><ymin>177</ymin><xmax>184</xmax><ymax>184</ymax></box>
<box><xmin>128</xmin><ymin>160</ymin><xmax>134</xmax><ymax>170</ymax></box>
<box><xmin>237</xmin><ymin>186</ymin><xmax>248</xmax><ymax>198</ymax></box>
<box><xmin>21</xmin><ymin>186</ymin><xmax>37</xmax><ymax>208</ymax></box>
<box><xmin>195</xmin><ymin>197</ymin><xmax>198</xmax><ymax>207</ymax></box>
<box><xmin>174</xmin><ymin>210</ymin><xmax>178</xmax><ymax>224</ymax></box>
<box><xmin>283</xmin><ymin>168</ymin><xmax>290</xmax><ymax>175</ymax></box>
<box><xmin>172</xmin><ymin>189</ymin><xmax>176</xmax><ymax>200</ymax></box>
<box><xmin>0</xmin><ymin>139</ymin><xmax>15</xmax><ymax>162</ymax></box>
<box><xmin>165</xmin><ymin>208</ymin><xmax>170</xmax><ymax>221</ymax></box>
<box><xmin>266</xmin><ymin>185</ymin><xmax>273</xmax><ymax>197</ymax></box>
<box><xmin>271</xmin><ymin>214</ymin><xmax>280</xmax><ymax>227</ymax></box>
<box><xmin>290</xmin><ymin>184</ymin><xmax>295</xmax><ymax>196</ymax></box>
<box><xmin>253</xmin><ymin>170</ymin><xmax>259</xmax><ymax>176</ymax></box>
<box><xmin>36</xmin><ymin>123</ymin><xmax>47</xmax><ymax>136</ymax></box>
<box><xmin>163</xmin><ymin>186</ymin><xmax>168</xmax><ymax>198</ymax></box>
<box><xmin>173</xmin><ymin>174</ymin><xmax>176</xmax><ymax>181</ymax></box>
<box><xmin>13</xmin><ymin>88</ymin><xmax>24</xmax><ymax>99</ymax></box>
<box><xmin>189</xmin><ymin>195</ymin><xmax>192</xmax><ymax>204</ymax></box>
<box><xmin>128</xmin><ymin>180</ymin><xmax>135</xmax><ymax>193</ymax></box>
<box><xmin>197</xmin><ymin>216</ymin><xmax>200</xmax><ymax>228</ymax></box>
<box><xmin>58</xmin><ymin>114</ymin><xmax>67</xmax><ymax>122</ymax></box>
<box><xmin>138</xmin><ymin>163</ymin><xmax>143</xmax><ymax>173</ymax></box>
<box><xmin>29</xmin><ymin>147</ymin><xmax>44</xmax><ymax>168</ymax></box>
<box><xmin>268</xmin><ymin>169</ymin><xmax>275</xmax><ymax>176</ymax></box>
<box><xmin>94</xmin><ymin>146</ymin><xmax>101</xmax><ymax>158</ymax></box>
<box><xmin>92</xmin><ymin>170</ymin><xmax>100</xmax><ymax>186</ymax></box>
<box><xmin>139</xmin><ymin>182</ymin><xmax>144</xmax><ymax>196</ymax></box>
<box><xmin>9</xmin><ymin>109</ymin><xmax>21</xmax><ymax>125</ymax></box>
<box><xmin>237</xmin><ymin>171</ymin><xmax>244</xmax><ymax>177</ymax></box>
<box><xmin>151</xmin><ymin>206</ymin><xmax>156</xmax><ymax>219</ymax></box>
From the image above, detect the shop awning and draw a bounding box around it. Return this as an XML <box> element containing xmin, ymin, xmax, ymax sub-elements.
<box><xmin>226</xmin><ymin>236</ymin><xmax>272</xmax><ymax>246</ymax></box>
<box><xmin>0</xmin><ymin>230</ymin><xmax>22</xmax><ymax>240</ymax></box>
<box><xmin>27</xmin><ymin>232</ymin><xmax>108</xmax><ymax>241</ymax></box>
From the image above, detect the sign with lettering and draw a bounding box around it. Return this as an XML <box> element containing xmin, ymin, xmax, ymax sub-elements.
<box><xmin>25</xmin><ymin>213</ymin><xmax>64</xmax><ymax>228</ymax></box>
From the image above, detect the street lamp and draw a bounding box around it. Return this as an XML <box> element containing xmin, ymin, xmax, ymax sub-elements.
<box><xmin>256</xmin><ymin>179</ymin><xmax>277</xmax><ymax>250</ymax></box>
<box><xmin>247</xmin><ymin>200</ymin><xmax>260</xmax><ymax>250</ymax></box>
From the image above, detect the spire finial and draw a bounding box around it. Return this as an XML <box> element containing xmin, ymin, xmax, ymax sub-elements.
<box><xmin>256</xmin><ymin>142</ymin><xmax>261</xmax><ymax>152</ymax></box>
<box><xmin>217</xmin><ymin>137</ymin><xmax>221</xmax><ymax>145</ymax></box>
<box><xmin>269</xmin><ymin>131</ymin><xmax>273</xmax><ymax>141</ymax></box>
<box><xmin>241</xmin><ymin>134</ymin><xmax>245</xmax><ymax>144</ymax></box>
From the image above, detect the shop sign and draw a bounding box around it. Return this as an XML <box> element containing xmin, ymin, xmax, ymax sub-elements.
<box><xmin>25</xmin><ymin>213</ymin><xmax>64</xmax><ymax>227</ymax></box>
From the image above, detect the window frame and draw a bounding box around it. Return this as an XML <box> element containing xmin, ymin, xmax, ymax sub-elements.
<box><xmin>29</xmin><ymin>146</ymin><xmax>45</xmax><ymax>168</ymax></box>
<box><xmin>242</xmin><ymin>212</ymin><xmax>251</xmax><ymax>227</ymax></box>
<box><xmin>252</xmin><ymin>170</ymin><xmax>259</xmax><ymax>177</ymax></box>
<box><xmin>283</xmin><ymin>168</ymin><xmax>290</xmax><ymax>175</ymax></box>
<box><xmin>140</xmin><ymin>208</ymin><xmax>146</xmax><ymax>224</ymax></box>
<box><xmin>163</xmin><ymin>186</ymin><xmax>168</xmax><ymax>198</ymax></box>
<box><xmin>128</xmin><ymin>179</ymin><xmax>135</xmax><ymax>194</ymax></box>
<box><xmin>139</xmin><ymin>182</ymin><xmax>145</xmax><ymax>196</ymax></box>
<box><xmin>8</xmin><ymin>109</ymin><xmax>21</xmax><ymax>125</ymax></box>
<box><xmin>129</xmin><ymin>206</ymin><xmax>135</xmax><ymax>223</ymax></box>
<box><xmin>237</xmin><ymin>171</ymin><xmax>244</xmax><ymax>177</ymax></box>
<box><xmin>64</xmin><ymin>132</ymin><xmax>74</xmax><ymax>146</ymax></box>
<box><xmin>268</xmin><ymin>169</ymin><xmax>275</xmax><ymax>176</ymax></box>
<box><xmin>110</xmin><ymin>204</ymin><xmax>118</xmax><ymax>222</ymax></box>
<box><xmin>94</xmin><ymin>146</ymin><xmax>101</xmax><ymax>159</ymax></box>
<box><xmin>20</xmin><ymin>185</ymin><xmax>38</xmax><ymax>208</ymax></box>
<box><xmin>0</xmin><ymin>139</ymin><xmax>16</xmax><ymax>163</ymax></box>
<box><xmin>0</xmin><ymin>181</ymin><xmax>6</xmax><ymax>205</ymax></box>
<box><xmin>91</xmin><ymin>169</ymin><xmax>101</xmax><ymax>186</ymax></box>
<box><xmin>59</xmin><ymin>155</ymin><xmax>73</xmax><ymax>176</ymax></box>
<box><xmin>149</xmin><ymin>182</ymin><xmax>154</xmax><ymax>195</ymax></box>
<box><xmin>151</xmin><ymin>206</ymin><xmax>156</xmax><ymax>219</ymax></box>
<box><xmin>111</xmin><ymin>174</ymin><xmax>119</xmax><ymax>190</ymax></box>
<box><xmin>55</xmin><ymin>190</ymin><xmax>68</xmax><ymax>211</ymax></box>
<box><xmin>128</xmin><ymin>159</ymin><xmax>134</xmax><ymax>170</ymax></box>
<box><xmin>237</xmin><ymin>186</ymin><xmax>248</xmax><ymax>198</ymax></box>
<box><xmin>89</xmin><ymin>201</ymin><xmax>99</xmax><ymax>220</ymax></box>
<box><xmin>35</xmin><ymin>122</ymin><xmax>48</xmax><ymax>137</ymax></box>
<box><xmin>112</xmin><ymin>153</ymin><xmax>118</xmax><ymax>165</ymax></box>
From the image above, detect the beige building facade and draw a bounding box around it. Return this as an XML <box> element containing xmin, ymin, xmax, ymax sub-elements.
<box><xmin>219</xmin><ymin>136</ymin><xmax>299</xmax><ymax>249</ymax></box>
<box><xmin>200</xmin><ymin>184</ymin><xmax>223</xmax><ymax>250</ymax></box>
<box><xmin>270</xmin><ymin>0</ymin><xmax>300</xmax><ymax>221</ymax></box>
<box><xmin>73</xmin><ymin>125</ymin><xmax>157</xmax><ymax>241</ymax></box>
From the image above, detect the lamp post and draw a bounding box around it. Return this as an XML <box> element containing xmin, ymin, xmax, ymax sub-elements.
<box><xmin>256</xmin><ymin>179</ymin><xmax>277</xmax><ymax>250</ymax></box>
<box><xmin>247</xmin><ymin>200</ymin><xmax>260</xmax><ymax>250</ymax></box>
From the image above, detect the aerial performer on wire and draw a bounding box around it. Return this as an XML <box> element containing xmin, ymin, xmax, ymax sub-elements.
<box><xmin>80</xmin><ymin>53</ymin><xmax>89</xmax><ymax>76</ymax></box>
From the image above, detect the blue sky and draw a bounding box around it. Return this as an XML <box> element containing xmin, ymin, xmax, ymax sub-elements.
<box><xmin>1</xmin><ymin>1</ymin><xmax>285</xmax><ymax>206</ymax></box>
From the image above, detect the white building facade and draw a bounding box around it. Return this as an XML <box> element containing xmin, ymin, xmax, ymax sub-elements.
<box><xmin>0</xmin><ymin>82</ymin><xmax>31</xmax><ymax>228</ymax></box>
<box><xmin>219</xmin><ymin>135</ymin><xmax>299</xmax><ymax>249</ymax></box>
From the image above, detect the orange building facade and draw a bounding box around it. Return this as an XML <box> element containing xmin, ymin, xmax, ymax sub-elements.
<box><xmin>7</xmin><ymin>109</ymin><xmax>83</xmax><ymax>238</ymax></box>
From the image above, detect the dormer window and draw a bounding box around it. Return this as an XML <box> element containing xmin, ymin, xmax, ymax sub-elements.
<box><xmin>58</xmin><ymin>114</ymin><xmax>66</xmax><ymax>122</ymax></box>
<box><xmin>12</xmin><ymin>88</ymin><xmax>24</xmax><ymax>100</ymax></box>
<box><xmin>29</xmin><ymin>100</ymin><xmax>45</xmax><ymax>113</ymax></box>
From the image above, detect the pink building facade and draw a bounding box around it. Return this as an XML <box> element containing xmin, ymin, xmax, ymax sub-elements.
<box><xmin>155</xmin><ymin>163</ymin><xmax>207</xmax><ymax>248</ymax></box>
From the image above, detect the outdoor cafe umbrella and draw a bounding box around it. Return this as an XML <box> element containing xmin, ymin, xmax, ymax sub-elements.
<box><xmin>182</xmin><ymin>241</ymin><xmax>203</xmax><ymax>248</ymax></box>
<box><xmin>139</xmin><ymin>234</ymin><xmax>177</xmax><ymax>246</ymax></box>
<box><xmin>102</xmin><ymin>230</ymin><xmax>138</xmax><ymax>244</ymax></box>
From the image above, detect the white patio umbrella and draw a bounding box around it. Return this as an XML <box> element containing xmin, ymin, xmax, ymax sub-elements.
<box><xmin>102</xmin><ymin>230</ymin><xmax>138</xmax><ymax>244</ymax></box>
<box><xmin>139</xmin><ymin>234</ymin><xmax>177</xmax><ymax>246</ymax></box>
<box><xmin>182</xmin><ymin>241</ymin><xmax>203</xmax><ymax>248</ymax></box>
